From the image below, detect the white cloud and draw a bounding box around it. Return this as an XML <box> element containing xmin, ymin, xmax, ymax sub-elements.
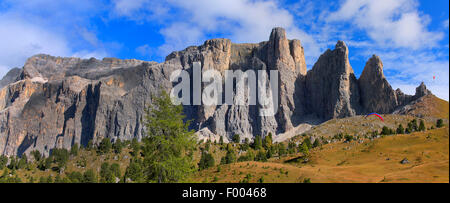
<box><xmin>114</xmin><ymin>0</ymin><xmax>321</xmax><ymax>65</ymax></box>
<box><xmin>135</xmin><ymin>44</ymin><xmax>153</xmax><ymax>57</ymax></box>
<box><xmin>327</xmin><ymin>0</ymin><xmax>444</xmax><ymax>49</ymax></box>
<box><xmin>0</xmin><ymin>16</ymin><xmax>71</xmax><ymax>76</ymax></box>
<box><xmin>443</xmin><ymin>19</ymin><xmax>449</xmax><ymax>29</ymax></box>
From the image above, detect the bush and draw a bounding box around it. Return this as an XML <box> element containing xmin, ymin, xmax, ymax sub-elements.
<box><xmin>31</xmin><ymin>150</ymin><xmax>42</xmax><ymax>162</ymax></box>
<box><xmin>0</xmin><ymin>155</ymin><xmax>7</xmax><ymax>170</ymax></box>
<box><xmin>333</xmin><ymin>133</ymin><xmax>343</xmax><ymax>140</ymax></box>
<box><xmin>223</xmin><ymin>149</ymin><xmax>236</xmax><ymax>164</ymax></box>
<box><xmin>299</xmin><ymin>142</ymin><xmax>309</xmax><ymax>156</ymax></box>
<box><xmin>51</xmin><ymin>148</ymin><xmax>70</xmax><ymax>169</ymax></box>
<box><xmin>130</xmin><ymin>138</ymin><xmax>140</xmax><ymax>157</ymax></box>
<box><xmin>287</xmin><ymin>141</ymin><xmax>297</xmax><ymax>154</ymax></box>
<box><xmin>344</xmin><ymin>134</ymin><xmax>354</xmax><ymax>142</ymax></box>
<box><xmin>303</xmin><ymin>137</ymin><xmax>312</xmax><ymax>149</ymax></box>
<box><xmin>70</xmin><ymin>143</ymin><xmax>79</xmax><ymax>156</ymax></box>
<box><xmin>240</xmin><ymin>138</ymin><xmax>250</xmax><ymax>151</ymax></box>
<box><xmin>381</xmin><ymin>126</ymin><xmax>393</xmax><ymax>135</ymax></box>
<box><xmin>67</xmin><ymin>171</ymin><xmax>84</xmax><ymax>183</ymax></box>
<box><xmin>113</xmin><ymin>139</ymin><xmax>123</xmax><ymax>154</ymax></box>
<box><xmin>67</xmin><ymin>171</ymin><xmax>83</xmax><ymax>183</ymax></box>
<box><xmin>232</xmin><ymin>134</ymin><xmax>241</xmax><ymax>143</ymax></box>
<box><xmin>238</xmin><ymin>150</ymin><xmax>255</xmax><ymax>162</ymax></box>
<box><xmin>312</xmin><ymin>139</ymin><xmax>321</xmax><ymax>148</ymax></box>
<box><xmin>100</xmin><ymin>162</ymin><xmax>115</xmax><ymax>183</ymax></box>
<box><xmin>277</xmin><ymin>143</ymin><xmax>287</xmax><ymax>157</ymax></box>
<box><xmin>436</xmin><ymin>119</ymin><xmax>444</xmax><ymax>128</ymax></box>
<box><xmin>255</xmin><ymin>150</ymin><xmax>268</xmax><ymax>162</ymax></box>
<box><xmin>83</xmin><ymin>169</ymin><xmax>97</xmax><ymax>183</ymax></box>
<box><xmin>124</xmin><ymin>158</ymin><xmax>144</xmax><ymax>183</ymax></box>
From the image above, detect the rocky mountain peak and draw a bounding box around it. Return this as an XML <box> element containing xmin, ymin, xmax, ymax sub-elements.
<box><xmin>267</xmin><ymin>27</ymin><xmax>295</xmax><ymax>70</ymax></box>
<box><xmin>415</xmin><ymin>82</ymin><xmax>431</xmax><ymax>98</ymax></box>
<box><xmin>358</xmin><ymin>54</ymin><xmax>398</xmax><ymax>113</ymax></box>
<box><xmin>0</xmin><ymin>67</ymin><xmax>22</xmax><ymax>88</ymax></box>
<box><xmin>335</xmin><ymin>40</ymin><xmax>348</xmax><ymax>54</ymax></box>
<box><xmin>305</xmin><ymin>40</ymin><xmax>360</xmax><ymax>120</ymax></box>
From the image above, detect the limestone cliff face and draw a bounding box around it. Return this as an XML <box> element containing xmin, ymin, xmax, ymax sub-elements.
<box><xmin>0</xmin><ymin>27</ymin><xmax>431</xmax><ymax>156</ymax></box>
<box><xmin>358</xmin><ymin>55</ymin><xmax>398</xmax><ymax>113</ymax></box>
<box><xmin>165</xmin><ymin>27</ymin><xmax>307</xmax><ymax>139</ymax></box>
<box><xmin>305</xmin><ymin>41</ymin><xmax>361</xmax><ymax>120</ymax></box>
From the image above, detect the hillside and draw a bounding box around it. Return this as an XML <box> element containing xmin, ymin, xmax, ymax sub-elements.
<box><xmin>193</xmin><ymin>126</ymin><xmax>449</xmax><ymax>183</ymax></box>
<box><xmin>192</xmin><ymin>97</ymin><xmax>449</xmax><ymax>183</ymax></box>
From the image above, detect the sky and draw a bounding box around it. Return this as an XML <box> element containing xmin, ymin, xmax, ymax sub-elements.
<box><xmin>0</xmin><ymin>0</ymin><xmax>448</xmax><ymax>100</ymax></box>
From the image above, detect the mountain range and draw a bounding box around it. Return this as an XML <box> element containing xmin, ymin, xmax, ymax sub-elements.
<box><xmin>0</xmin><ymin>27</ymin><xmax>432</xmax><ymax>157</ymax></box>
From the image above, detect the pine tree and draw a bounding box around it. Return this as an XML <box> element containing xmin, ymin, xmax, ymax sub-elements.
<box><xmin>396</xmin><ymin>124</ymin><xmax>405</xmax><ymax>134</ymax></box>
<box><xmin>70</xmin><ymin>143</ymin><xmax>79</xmax><ymax>156</ymax></box>
<box><xmin>224</xmin><ymin>148</ymin><xmax>237</xmax><ymax>164</ymax></box>
<box><xmin>198</xmin><ymin>152</ymin><xmax>215</xmax><ymax>170</ymax></box>
<box><xmin>300</xmin><ymin>142</ymin><xmax>309</xmax><ymax>157</ymax></box>
<box><xmin>98</xmin><ymin>137</ymin><xmax>112</xmax><ymax>154</ymax></box>
<box><xmin>219</xmin><ymin>136</ymin><xmax>224</xmax><ymax>145</ymax></box>
<box><xmin>130</xmin><ymin>138</ymin><xmax>140</xmax><ymax>157</ymax></box>
<box><xmin>411</xmin><ymin>119</ymin><xmax>418</xmax><ymax>131</ymax></box>
<box><xmin>141</xmin><ymin>91</ymin><xmax>196</xmax><ymax>183</ymax></box>
<box><xmin>419</xmin><ymin>120</ymin><xmax>426</xmax><ymax>131</ymax></box>
<box><xmin>253</xmin><ymin>135</ymin><xmax>262</xmax><ymax>150</ymax></box>
<box><xmin>263</xmin><ymin>133</ymin><xmax>273</xmax><ymax>150</ymax></box>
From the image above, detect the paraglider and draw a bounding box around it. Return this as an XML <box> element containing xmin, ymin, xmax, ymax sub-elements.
<box><xmin>366</xmin><ymin>113</ymin><xmax>384</xmax><ymax>121</ymax></box>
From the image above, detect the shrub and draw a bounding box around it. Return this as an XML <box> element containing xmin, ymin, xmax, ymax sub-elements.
<box><xmin>67</xmin><ymin>171</ymin><xmax>83</xmax><ymax>183</ymax></box>
<box><xmin>312</xmin><ymin>139</ymin><xmax>321</xmax><ymax>148</ymax></box>
<box><xmin>277</xmin><ymin>143</ymin><xmax>287</xmax><ymax>157</ymax></box>
<box><xmin>232</xmin><ymin>134</ymin><xmax>241</xmax><ymax>143</ymax></box>
<box><xmin>436</xmin><ymin>119</ymin><xmax>444</xmax><ymax>128</ymax></box>
<box><xmin>223</xmin><ymin>149</ymin><xmax>236</xmax><ymax>164</ymax></box>
<box><xmin>255</xmin><ymin>150</ymin><xmax>268</xmax><ymax>162</ymax></box>
<box><xmin>70</xmin><ymin>143</ymin><xmax>79</xmax><ymax>156</ymax></box>
<box><xmin>344</xmin><ymin>134</ymin><xmax>354</xmax><ymax>142</ymax></box>
<box><xmin>83</xmin><ymin>169</ymin><xmax>97</xmax><ymax>183</ymax></box>
<box><xmin>31</xmin><ymin>150</ymin><xmax>42</xmax><ymax>162</ymax></box>
<box><xmin>0</xmin><ymin>155</ymin><xmax>7</xmax><ymax>170</ymax></box>
<box><xmin>252</xmin><ymin>135</ymin><xmax>262</xmax><ymax>150</ymax></box>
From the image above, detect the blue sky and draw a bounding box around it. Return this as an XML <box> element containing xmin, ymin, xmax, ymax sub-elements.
<box><xmin>0</xmin><ymin>0</ymin><xmax>448</xmax><ymax>100</ymax></box>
